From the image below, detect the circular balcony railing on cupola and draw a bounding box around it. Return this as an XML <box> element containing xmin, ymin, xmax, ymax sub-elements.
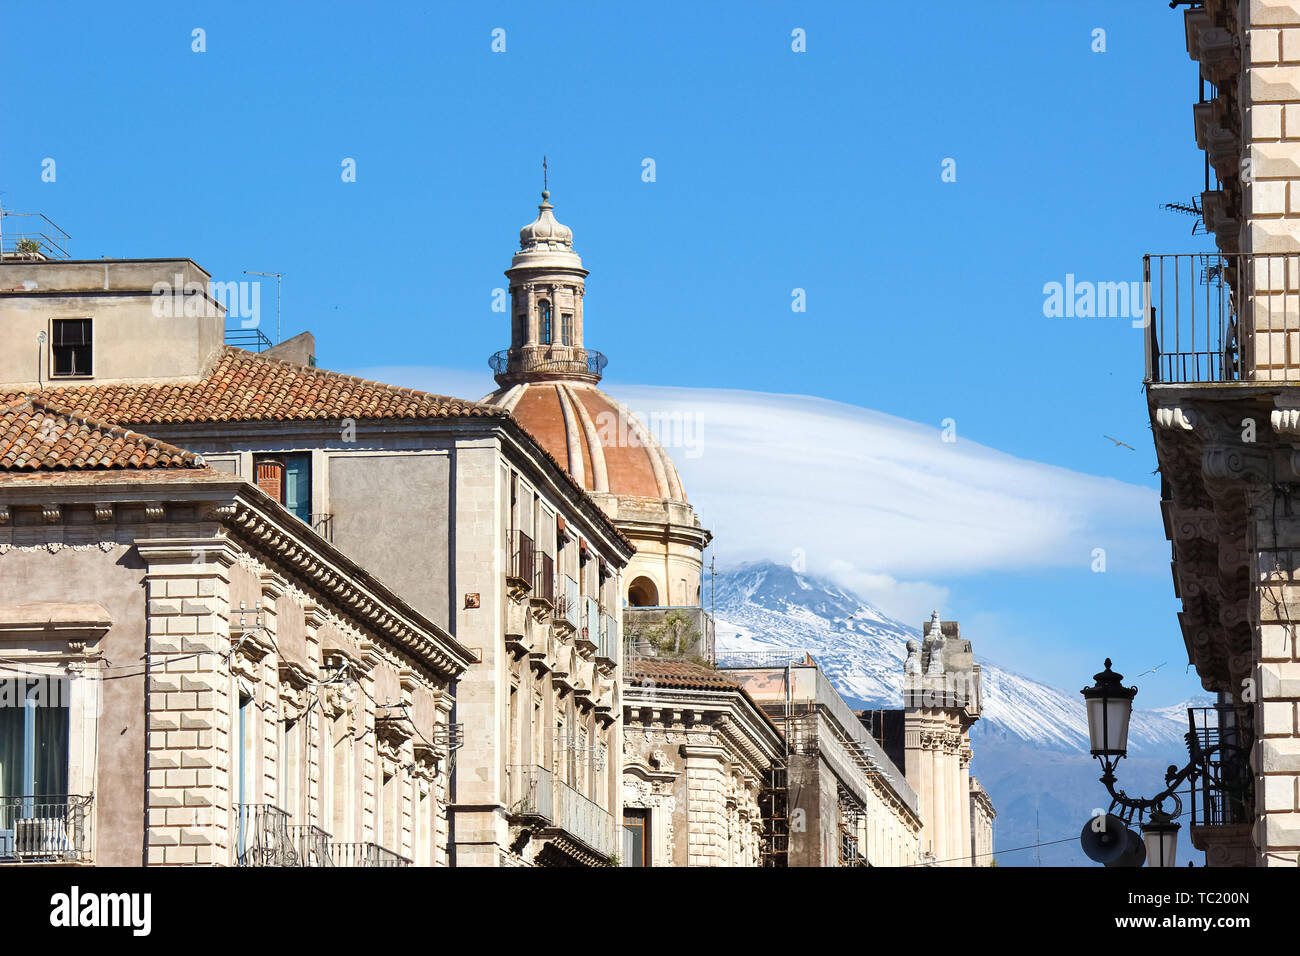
<box><xmin>489</xmin><ymin>347</ymin><xmax>608</xmax><ymax>385</ymax></box>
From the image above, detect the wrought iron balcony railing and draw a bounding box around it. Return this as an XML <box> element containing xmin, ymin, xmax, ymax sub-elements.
<box><xmin>0</xmin><ymin>794</ymin><xmax>93</xmax><ymax>863</ymax></box>
<box><xmin>310</xmin><ymin>513</ymin><xmax>335</xmax><ymax>543</ymax></box>
<box><xmin>507</xmin><ymin>529</ymin><xmax>535</xmax><ymax>590</ymax></box>
<box><xmin>1185</xmin><ymin>706</ymin><xmax>1253</xmax><ymax>828</ymax></box>
<box><xmin>534</xmin><ymin>551</ymin><xmax>555</xmax><ymax>604</ymax></box>
<box><xmin>508</xmin><ymin>765</ymin><xmax>555</xmax><ymax>823</ymax></box>
<box><xmin>329</xmin><ymin>841</ymin><xmax>412</xmax><ymax>867</ymax></box>
<box><xmin>288</xmin><ymin>824</ymin><xmax>335</xmax><ymax>867</ymax></box>
<box><xmin>555</xmin><ymin>780</ymin><xmax>617</xmax><ymax>858</ymax></box>
<box><xmin>236</xmin><ymin>803</ymin><xmax>298</xmax><ymax>867</ymax></box>
<box><xmin>489</xmin><ymin>347</ymin><xmax>608</xmax><ymax>381</ymax></box>
<box><xmin>1144</xmin><ymin>251</ymin><xmax>1300</xmax><ymax>384</ymax></box>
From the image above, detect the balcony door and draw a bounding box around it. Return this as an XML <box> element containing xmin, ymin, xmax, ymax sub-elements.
<box><xmin>0</xmin><ymin>680</ymin><xmax>71</xmax><ymax>858</ymax></box>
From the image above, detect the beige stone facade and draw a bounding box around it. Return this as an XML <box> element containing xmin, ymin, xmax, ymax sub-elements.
<box><xmin>728</xmin><ymin>660</ymin><xmax>922</xmax><ymax>867</ymax></box>
<box><xmin>969</xmin><ymin>776</ymin><xmax>996</xmax><ymax>867</ymax></box>
<box><xmin>902</xmin><ymin>613</ymin><xmax>982</xmax><ymax>866</ymax></box>
<box><xmin>0</xmin><ymin>467</ymin><xmax>471</xmax><ymax>867</ymax></box>
<box><xmin>1147</xmin><ymin>0</ymin><xmax>1300</xmax><ymax>867</ymax></box>
<box><xmin>621</xmin><ymin>657</ymin><xmax>782</xmax><ymax>866</ymax></box>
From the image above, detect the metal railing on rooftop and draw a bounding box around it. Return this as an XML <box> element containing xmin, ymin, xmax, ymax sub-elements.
<box><xmin>225</xmin><ymin>328</ymin><xmax>274</xmax><ymax>352</ymax></box>
<box><xmin>623</xmin><ymin>606</ymin><xmax>716</xmax><ymax>662</ymax></box>
<box><xmin>0</xmin><ymin>212</ymin><xmax>71</xmax><ymax>259</ymax></box>
<box><xmin>0</xmin><ymin>794</ymin><xmax>93</xmax><ymax>863</ymax></box>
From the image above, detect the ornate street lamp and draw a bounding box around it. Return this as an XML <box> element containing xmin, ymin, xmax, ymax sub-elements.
<box><xmin>1081</xmin><ymin>659</ymin><xmax>1138</xmax><ymax>766</ymax></box>
<box><xmin>1141</xmin><ymin>810</ymin><xmax>1181</xmax><ymax>868</ymax></box>
<box><xmin>1078</xmin><ymin>659</ymin><xmax>1242</xmax><ymax>868</ymax></box>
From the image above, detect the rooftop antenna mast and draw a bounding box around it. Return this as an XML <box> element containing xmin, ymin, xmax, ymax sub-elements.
<box><xmin>243</xmin><ymin>270</ymin><xmax>283</xmax><ymax>344</ymax></box>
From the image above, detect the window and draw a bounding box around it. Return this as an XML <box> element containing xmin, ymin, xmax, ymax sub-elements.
<box><xmin>623</xmin><ymin>809</ymin><xmax>650</xmax><ymax>867</ymax></box>
<box><xmin>51</xmin><ymin>319</ymin><xmax>92</xmax><ymax>377</ymax></box>
<box><xmin>560</xmin><ymin>312</ymin><xmax>572</xmax><ymax>346</ymax></box>
<box><xmin>0</xmin><ymin>678</ymin><xmax>71</xmax><ymax>861</ymax></box>
<box><xmin>252</xmin><ymin>453</ymin><xmax>311</xmax><ymax>523</ymax></box>
<box><xmin>539</xmin><ymin>300</ymin><xmax>552</xmax><ymax>344</ymax></box>
<box><xmin>0</xmin><ymin>678</ymin><xmax>70</xmax><ymax>798</ymax></box>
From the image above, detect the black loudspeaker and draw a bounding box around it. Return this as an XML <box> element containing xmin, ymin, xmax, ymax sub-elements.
<box><xmin>1105</xmin><ymin>827</ymin><xmax>1148</xmax><ymax>868</ymax></box>
<box><xmin>1080</xmin><ymin>813</ymin><xmax>1129</xmax><ymax>864</ymax></box>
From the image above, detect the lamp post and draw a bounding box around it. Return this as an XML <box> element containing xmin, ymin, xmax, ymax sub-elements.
<box><xmin>1078</xmin><ymin>659</ymin><xmax>1241</xmax><ymax>868</ymax></box>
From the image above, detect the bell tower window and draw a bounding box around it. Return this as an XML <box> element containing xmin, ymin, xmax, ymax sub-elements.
<box><xmin>539</xmin><ymin>301</ymin><xmax>552</xmax><ymax>344</ymax></box>
<box><xmin>560</xmin><ymin>313</ymin><xmax>572</xmax><ymax>346</ymax></box>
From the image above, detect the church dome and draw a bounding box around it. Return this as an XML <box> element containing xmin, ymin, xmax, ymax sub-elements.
<box><xmin>483</xmin><ymin>380</ymin><xmax>688</xmax><ymax>503</ymax></box>
<box><xmin>519</xmin><ymin>191</ymin><xmax>574</xmax><ymax>250</ymax></box>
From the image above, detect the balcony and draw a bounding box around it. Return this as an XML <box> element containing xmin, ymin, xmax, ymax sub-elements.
<box><xmin>508</xmin><ymin>765</ymin><xmax>555</xmax><ymax>824</ymax></box>
<box><xmin>0</xmin><ymin>794</ymin><xmax>93</xmax><ymax>864</ymax></box>
<box><xmin>597</xmin><ymin>610</ymin><xmax>618</xmax><ymax>664</ymax></box>
<box><xmin>555</xmin><ymin>781</ymin><xmax>617</xmax><ymax>858</ymax></box>
<box><xmin>506</xmin><ymin>529</ymin><xmax>535</xmax><ymax>593</ymax></box>
<box><xmin>533</xmin><ymin>551</ymin><xmax>555</xmax><ymax>606</ymax></box>
<box><xmin>329</xmin><ymin>842</ymin><xmax>412</xmax><ymax>867</ymax></box>
<box><xmin>236</xmin><ymin>803</ymin><xmax>298</xmax><ymax>867</ymax></box>
<box><xmin>554</xmin><ymin>575</ymin><xmax>579</xmax><ymax>630</ymax></box>
<box><xmin>489</xmin><ymin>347</ymin><xmax>609</xmax><ymax>385</ymax></box>
<box><xmin>310</xmin><ymin>513</ymin><xmax>334</xmax><ymax>544</ymax></box>
<box><xmin>1144</xmin><ymin>251</ymin><xmax>1300</xmax><ymax>384</ymax></box>
<box><xmin>288</xmin><ymin>824</ymin><xmax>335</xmax><ymax>867</ymax></box>
<box><xmin>623</xmin><ymin>606</ymin><xmax>715</xmax><ymax>663</ymax></box>
<box><xmin>578</xmin><ymin>596</ymin><xmax>601</xmax><ymax>653</ymax></box>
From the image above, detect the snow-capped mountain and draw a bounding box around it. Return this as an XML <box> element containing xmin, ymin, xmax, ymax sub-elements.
<box><xmin>711</xmin><ymin>561</ymin><xmax>1209</xmax><ymax>865</ymax></box>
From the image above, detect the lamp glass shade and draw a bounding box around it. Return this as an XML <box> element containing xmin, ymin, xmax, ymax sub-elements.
<box><xmin>1142</xmin><ymin>821</ymin><xmax>1180</xmax><ymax>868</ymax></box>
<box><xmin>1081</xmin><ymin>660</ymin><xmax>1138</xmax><ymax>757</ymax></box>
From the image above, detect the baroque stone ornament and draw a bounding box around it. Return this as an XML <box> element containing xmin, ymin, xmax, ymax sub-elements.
<box><xmin>1155</xmin><ymin>405</ymin><xmax>1195</xmax><ymax>431</ymax></box>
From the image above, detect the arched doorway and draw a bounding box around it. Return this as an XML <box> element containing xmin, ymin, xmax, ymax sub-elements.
<box><xmin>627</xmin><ymin>576</ymin><xmax>659</xmax><ymax>607</ymax></box>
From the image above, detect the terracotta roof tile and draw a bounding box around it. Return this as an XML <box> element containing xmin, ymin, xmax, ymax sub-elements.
<box><xmin>626</xmin><ymin>657</ymin><xmax>742</xmax><ymax>691</ymax></box>
<box><xmin>0</xmin><ymin>347</ymin><xmax>502</xmax><ymax>425</ymax></box>
<box><xmin>0</xmin><ymin>397</ymin><xmax>206</xmax><ymax>471</ymax></box>
<box><xmin>0</xmin><ymin>348</ymin><xmax>634</xmax><ymax>552</ymax></box>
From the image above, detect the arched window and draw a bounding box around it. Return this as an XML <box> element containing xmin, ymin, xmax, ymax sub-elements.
<box><xmin>627</xmin><ymin>576</ymin><xmax>659</xmax><ymax>607</ymax></box>
<box><xmin>539</xmin><ymin>300</ymin><xmax>552</xmax><ymax>344</ymax></box>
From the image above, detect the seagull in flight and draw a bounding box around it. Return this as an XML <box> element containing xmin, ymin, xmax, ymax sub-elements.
<box><xmin>1104</xmin><ymin>435</ymin><xmax>1135</xmax><ymax>450</ymax></box>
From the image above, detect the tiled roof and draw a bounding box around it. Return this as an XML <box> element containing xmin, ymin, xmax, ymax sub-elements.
<box><xmin>626</xmin><ymin>657</ymin><xmax>743</xmax><ymax>691</ymax></box>
<box><xmin>0</xmin><ymin>347</ymin><xmax>502</xmax><ymax>425</ymax></box>
<box><xmin>0</xmin><ymin>397</ymin><xmax>206</xmax><ymax>470</ymax></box>
<box><xmin>0</xmin><ymin>348</ymin><xmax>633</xmax><ymax>553</ymax></box>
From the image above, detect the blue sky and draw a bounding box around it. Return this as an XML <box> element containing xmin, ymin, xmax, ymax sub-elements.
<box><xmin>1</xmin><ymin>1</ymin><xmax>1212</xmax><ymax>705</ymax></box>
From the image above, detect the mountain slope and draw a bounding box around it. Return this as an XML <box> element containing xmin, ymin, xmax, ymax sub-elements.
<box><xmin>711</xmin><ymin>561</ymin><xmax>1207</xmax><ymax>865</ymax></box>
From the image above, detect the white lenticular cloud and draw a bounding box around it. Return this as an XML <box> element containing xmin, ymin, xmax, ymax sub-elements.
<box><xmin>350</xmin><ymin>367</ymin><xmax>1164</xmax><ymax>622</ymax></box>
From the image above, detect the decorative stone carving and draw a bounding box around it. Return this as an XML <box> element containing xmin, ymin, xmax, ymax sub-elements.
<box><xmin>93</xmin><ymin>503</ymin><xmax>114</xmax><ymax>523</ymax></box>
<box><xmin>42</xmin><ymin>503</ymin><xmax>61</xmax><ymax>523</ymax></box>
<box><xmin>1155</xmin><ymin>405</ymin><xmax>1195</xmax><ymax>431</ymax></box>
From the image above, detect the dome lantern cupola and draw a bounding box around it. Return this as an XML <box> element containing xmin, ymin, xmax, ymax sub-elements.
<box><xmin>490</xmin><ymin>190</ymin><xmax>605</xmax><ymax>387</ymax></box>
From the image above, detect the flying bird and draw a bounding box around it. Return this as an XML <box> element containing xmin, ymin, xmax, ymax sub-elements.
<box><xmin>1103</xmin><ymin>435</ymin><xmax>1135</xmax><ymax>450</ymax></box>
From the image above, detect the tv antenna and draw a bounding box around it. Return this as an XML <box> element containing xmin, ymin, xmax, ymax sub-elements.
<box><xmin>243</xmin><ymin>270</ymin><xmax>283</xmax><ymax>344</ymax></box>
<box><xmin>1160</xmin><ymin>197</ymin><xmax>1205</xmax><ymax>235</ymax></box>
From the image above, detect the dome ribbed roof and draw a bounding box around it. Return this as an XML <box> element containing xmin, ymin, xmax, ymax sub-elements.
<box><xmin>484</xmin><ymin>381</ymin><xmax>688</xmax><ymax>503</ymax></box>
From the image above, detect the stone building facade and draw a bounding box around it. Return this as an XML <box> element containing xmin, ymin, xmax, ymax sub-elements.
<box><xmin>0</xmin><ymin>397</ymin><xmax>472</xmax><ymax>866</ymax></box>
<box><xmin>621</xmin><ymin>657</ymin><xmax>783</xmax><ymax>866</ymax></box>
<box><xmin>1145</xmin><ymin>0</ymin><xmax>1300</xmax><ymax>866</ymax></box>
<box><xmin>902</xmin><ymin>612</ymin><xmax>982</xmax><ymax>866</ymax></box>
<box><xmin>0</xmin><ymin>255</ymin><xmax>633</xmax><ymax>866</ymax></box>
<box><xmin>726</xmin><ymin>658</ymin><xmax>922</xmax><ymax>867</ymax></box>
<box><xmin>969</xmin><ymin>776</ymin><xmax>996</xmax><ymax>867</ymax></box>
